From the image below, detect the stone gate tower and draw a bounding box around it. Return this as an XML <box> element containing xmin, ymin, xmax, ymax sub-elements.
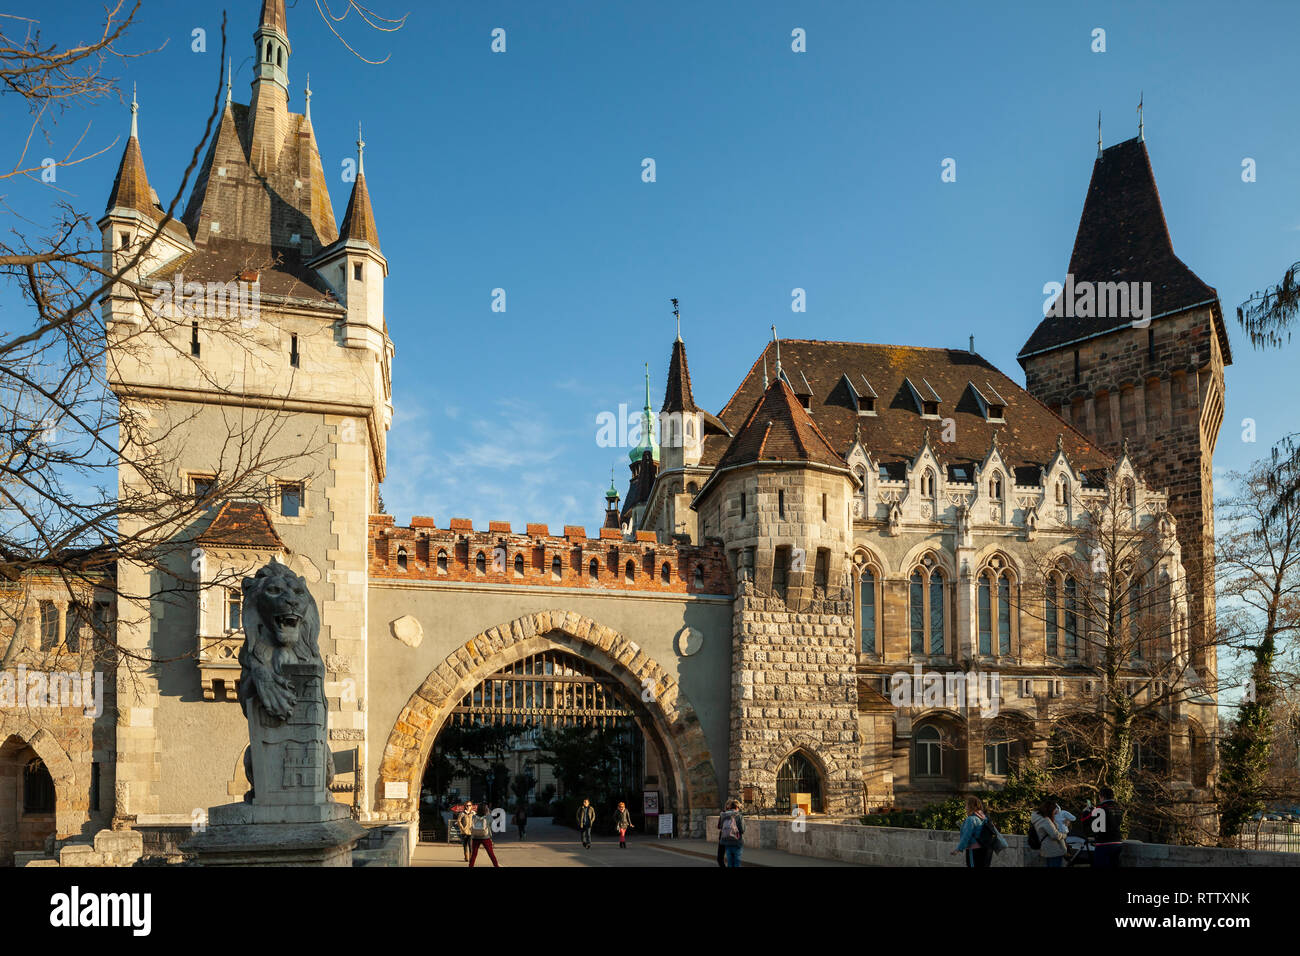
<box><xmin>1019</xmin><ymin>136</ymin><xmax>1230</xmax><ymax>688</ymax></box>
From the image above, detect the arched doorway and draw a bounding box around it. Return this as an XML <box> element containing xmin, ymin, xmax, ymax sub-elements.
<box><xmin>378</xmin><ymin>610</ymin><xmax>720</xmax><ymax>835</ymax></box>
<box><xmin>775</xmin><ymin>750</ymin><xmax>823</xmax><ymax>813</ymax></box>
<box><xmin>0</xmin><ymin>736</ymin><xmax>57</xmax><ymax>865</ymax></box>
<box><xmin>421</xmin><ymin>649</ymin><xmax>650</xmax><ymax>822</ymax></box>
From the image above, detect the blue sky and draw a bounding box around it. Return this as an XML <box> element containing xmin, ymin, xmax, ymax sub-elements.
<box><xmin>6</xmin><ymin>0</ymin><xmax>1300</xmax><ymax>531</ymax></box>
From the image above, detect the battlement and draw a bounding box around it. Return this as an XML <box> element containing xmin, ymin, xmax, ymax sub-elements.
<box><xmin>368</xmin><ymin>515</ymin><xmax>732</xmax><ymax>595</ymax></box>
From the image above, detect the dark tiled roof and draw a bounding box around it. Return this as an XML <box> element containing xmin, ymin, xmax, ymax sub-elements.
<box><xmin>714</xmin><ymin>341</ymin><xmax>1110</xmax><ymax>474</ymax></box>
<box><xmin>620</xmin><ymin>453</ymin><xmax>658</xmax><ymax>521</ymax></box>
<box><xmin>106</xmin><ymin>136</ymin><xmax>154</xmax><ymax>216</ymax></box>
<box><xmin>713</xmin><ymin>377</ymin><xmax>847</xmax><ymax>472</ymax></box>
<box><xmin>197</xmin><ymin>500</ymin><xmax>285</xmax><ymax>550</ymax></box>
<box><xmin>661</xmin><ymin>339</ymin><xmax>698</xmax><ymax>414</ymax></box>
<box><xmin>145</xmin><ymin>238</ymin><xmax>341</xmax><ymax>305</ymax></box>
<box><xmin>1019</xmin><ymin>137</ymin><xmax>1228</xmax><ymax>360</ymax></box>
<box><xmin>337</xmin><ymin>171</ymin><xmax>380</xmax><ymax>248</ymax></box>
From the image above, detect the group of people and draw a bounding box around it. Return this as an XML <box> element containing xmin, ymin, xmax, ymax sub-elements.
<box><xmin>451</xmin><ymin>798</ymin><xmax>636</xmax><ymax>866</ymax></box>
<box><xmin>955</xmin><ymin>787</ymin><xmax>1125</xmax><ymax>868</ymax></box>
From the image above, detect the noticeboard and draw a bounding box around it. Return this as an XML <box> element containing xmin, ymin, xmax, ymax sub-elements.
<box><xmin>643</xmin><ymin>790</ymin><xmax>660</xmax><ymax>816</ymax></box>
<box><xmin>657</xmin><ymin>812</ymin><xmax>674</xmax><ymax>837</ymax></box>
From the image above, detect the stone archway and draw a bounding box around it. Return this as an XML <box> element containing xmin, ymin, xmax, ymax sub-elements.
<box><xmin>376</xmin><ymin>610</ymin><xmax>720</xmax><ymax>835</ymax></box>
<box><xmin>0</xmin><ymin>717</ymin><xmax>78</xmax><ymax>864</ymax></box>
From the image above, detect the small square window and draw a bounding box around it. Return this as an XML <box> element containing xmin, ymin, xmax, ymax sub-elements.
<box><xmin>280</xmin><ymin>483</ymin><xmax>302</xmax><ymax>517</ymax></box>
<box><xmin>353</xmin><ymin>262</ymin><xmax>363</xmax><ymax>281</ymax></box>
<box><xmin>193</xmin><ymin>476</ymin><xmax>215</xmax><ymax>502</ymax></box>
<box><xmin>922</xmin><ymin>400</ymin><xmax>939</xmax><ymax>417</ymax></box>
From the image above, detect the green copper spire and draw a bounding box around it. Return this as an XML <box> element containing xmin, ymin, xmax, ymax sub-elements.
<box><xmin>606</xmin><ymin>466</ymin><xmax>619</xmax><ymax>502</ymax></box>
<box><xmin>627</xmin><ymin>362</ymin><xmax>660</xmax><ymax>463</ymax></box>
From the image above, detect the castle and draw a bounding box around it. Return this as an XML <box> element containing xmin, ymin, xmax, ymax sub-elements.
<box><xmin>0</xmin><ymin>0</ymin><xmax>1228</xmax><ymax>861</ymax></box>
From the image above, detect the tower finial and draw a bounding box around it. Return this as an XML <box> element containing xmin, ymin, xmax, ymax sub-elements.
<box><xmin>671</xmin><ymin>297</ymin><xmax>680</xmax><ymax>342</ymax></box>
<box><xmin>644</xmin><ymin>361</ymin><xmax>652</xmax><ymax>411</ymax></box>
<box><xmin>771</xmin><ymin>325</ymin><xmax>782</xmax><ymax>379</ymax></box>
<box><xmin>304</xmin><ymin>73</ymin><xmax>312</xmax><ymax>122</ymax></box>
<box><xmin>226</xmin><ymin>59</ymin><xmax>232</xmax><ymax>106</ymax></box>
<box><xmin>130</xmin><ymin>82</ymin><xmax>138</xmax><ymax>138</ymax></box>
<box><xmin>1097</xmin><ymin>110</ymin><xmax>1102</xmax><ymax>158</ymax></box>
<box><xmin>1137</xmin><ymin>90</ymin><xmax>1144</xmax><ymax>141</ymax></box>
<box><xmin>356</xmin><ymin>122</ymin><xmax>365</xmax><ymax>175</ymax></box>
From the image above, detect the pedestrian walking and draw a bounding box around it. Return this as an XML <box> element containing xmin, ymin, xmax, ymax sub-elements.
<box><xmin>1030</xmin><ymin>797</ymin><xmax>1069</xmax><ymax>867</ymax></box>
<box><xmin>953</xmin><ymin>796</ymin><xmax>993</xmax><ymax>867</ymax></box>
<box><xmin>468</xmin><ymin>802</ymin><xmax>500</xmax><ymax>867</ymax></box>
<box><xmin>456</xmin><ymin>802</ymin><xmax>474</xmax><ymax>862</ymax></box>
<box><xmin>1081</xmin><ymin>787</ymin><xmax>1124</xmax><ymax>868</ymax></box>
<box><xmin>717</xmin><ymin>798</ymin><xmax>745</xmax><ymax>867</ymax></box>
<box><xmin>614</xmin><ymin>801</ymin><xmax>633</xmax><ymax>848</ymax></box>
<box><xmin>577</xmin><ymin>798</ymin><xmax>596</xmax><ymax>848</ymax></box>
<box><xmin>513</xmin><ymin>803</ymin><xmax>528</xmax><ymax>840</ymax></box>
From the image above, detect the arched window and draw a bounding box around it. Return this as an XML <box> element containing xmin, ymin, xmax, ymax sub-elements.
<box><xmin>475</xmin><ymin>552</ymin><xmax>486</xmax><ymax>575</ymax></box>
<box><xmin>775</xmin><ymin>750</ymin><xmax>822</xmax><ymax>813</ymax></box>
<box><xmin>661</xmin><ymin>562</ymin><xmax>671</xmax><ymax>584</ymax></box>
<box><xmin>396</xmin><ymin>546</ymin><xmax>408</xmax><ymax>572</ymax></box>
<box><xmin>921</xmin><ymin>468</ymin><xmax>936</xmax><ymax>498</ymax></box>
<box><xmin>984</xmin><ymin>727</ymin><xmax>1011</xmax><ymax>776</ymax></box>
<box><xmin>858</xmin><ymin>565</ymin><xmax>877</xmax><ymax>655</ymax></box>
<box><xmin>1045</xmin><ymin>567</ymin><xmax>1079</xmax><ymax>657</ymax></box>
<box><xmin>692</xmin><ymin>566</ymin><xmax>704</xmax><ymax>590</ymax></box>
<box><xmin>1056</xmin><ymin>477</ymin><xmax>1068</xmax><ymax>505</ymax></box>
<box><xmin>990</xmin><ymin>474</ymin><xmax>1003</xmax><ymax>500</ymax></box>
<box><xmin>551</xmin><ymin>555</ymin><xmax>562</xmax><ymax>580</ymax></box>
<box><xmin>588</xmin><ymin>558</ymin><xmax>599</xmax><ymax>578</ymax></box>
<box><xmin>977</xmin><ymin>561</ymin><xmax>1014</xmax><ymax>656</ymax></box>
<box><xmin>909</xmin><ymin>556</ymin><xmax>946</xmax><ymax>655</ymax></box>
<box><xmin>1128</xmin><ymin>574</ymin><xmax>1144</xmax><ymax>659</ymax></box>
<box><xmin>276</xmin><ymin>47</ymin><xmax>283</xmax><ymax>67</ymax></box>
<box><xmin>23</xmin><ymin>758</ymin><xmax>55</xmax><ymax>813</ymax></box>
<box><xmin>437</xmin><ymin>549</ymin><xmax>448</xmax><ymax>574</ymax></box>
<box><xmin>514</xmin><ymin>553</ymin><xmax>525</xmax><ymax>577</ymax></box>
<box><xmin>625</xmin><ymin>559</ymin><xmax>635</xmax><ymax>582</ymax></box>
<box><xmin>1122</xmin><ymin>478</ymin><xmax>1136</xmax><ymax>508</ymax></box>
<box><xmin>914</xmin><ymin>725</ymin><xmax>942</xmax><ymax>777</ymax></box>
<box><xmin>265</xmin><ymin>40</ymin><xmax>272</xmax><ymax>62</ymax></box>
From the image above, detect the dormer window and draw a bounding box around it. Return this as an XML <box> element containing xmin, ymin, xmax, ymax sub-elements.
<box><xmin>988</xmin><ymin>403</ymin><xmax>1005</xmax><ymax>422</ymax></box>
<box><xmin>860</xmin><ymin>397</ymin><xmax>876</xmax><ymax>415</ymax></box>
<box><xmin>904</xmin><ymin>377</ymin><xmax>943</xmax><ymax>418</ymax></box>
<box><xmin>922</xmin><ymin>400</ymin><xmax>939</xmax><ymax>417</ymax></box>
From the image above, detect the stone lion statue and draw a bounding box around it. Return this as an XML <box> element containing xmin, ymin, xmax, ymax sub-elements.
<box><xmin>237</xmin><ymin>559</ymin><xmax>323</xmax><ymax>724</ymax></box>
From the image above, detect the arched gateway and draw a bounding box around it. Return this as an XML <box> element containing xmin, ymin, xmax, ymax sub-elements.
<box><xmin>375</xmin><ymin>611</ymin><xmax>720</xmax><ymax>834</ymax></box>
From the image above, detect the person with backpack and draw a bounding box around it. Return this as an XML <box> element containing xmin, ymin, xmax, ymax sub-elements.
<box><xmin>953</xmin><ymin>795</ymin><xmax>997</xmax><ymax>867</ymax></box>
<box><xmin>614</xmin><ymin>801</ymin><xmax>633</xmax><ymax>848</ymax></box>
<box><xmin>513</xmin><ymin>803</ymin><xmax>528</xmax><ymax>840</ymax></box>
<box><xmin>717</xmin><ymin>798</ymin><xmax>745</xmax><ymax>867</ymax></box>
<box><xmin>468</xmin><ymin>802</ymin><xmax>500</xmax><ymax>867</ymax></box>
<box><xmin>1081</xmin><ymin>787</ymin><xmax>1124</xmax><ymax>867</ymax></box>
<box><xmin>456</xmin><ymin>803</ymin><xmax>475</xmax><ymax>862</ymax></box>
<box><xmin>577</xmin><ymin>798</ymin><xmax>596</xmax><ymax>849</ymax></box>
<box><xmin>1030</xmin><ymin>797</ymin><xmax>1069</xmax><ymax>867</ymax></box>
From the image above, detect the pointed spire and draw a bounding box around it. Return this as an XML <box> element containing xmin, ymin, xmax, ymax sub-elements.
<box><xmin>1137</xmin><ymin>91</ymin><xmax>1144</xmax><ymax>141</ymax></box>
<box><xmin>259</xmin><ymin>0</ymin><xmax>288</xmax><ymax>34</ymax></box>
<box><xmin>106</xmin><ymin>89</ymin><xmax>155</xmax><ymax>216</ymax></box>
<box><xmin>337</xmin><ymin>126</ymin><xmax>380</xmax><ymax>247</ymax></box>
<box><xmin>771</xmin><ymin>325</ymin><xmax>782</xmax><ymax>378</ymax></box>
<box><xmin>662</xmin><ymin>330</ymin><xmax>699</xmax><ymax>415</ymax></box>
<box><xmin>225</xmin><ymin>59</ymin><xmax>232</xmax><ymax>107</ymax></box>
<box><xmin>304</xmin><ymin>73</ymin><xmax>312</xmax><ymax>122</ymax></box>
<box><xmin>1097</xmin><ymin>110</ymin><xmax>1103</xmax><ymax>158</ymax></box>
<box><xmin>671</xmin><ymin>297</ymin><xmax>681</xmax><ymax>342</ymax></box>
<box><xmin>628</xmin><ymin>364</ymin><xmax>660</xmax><ymax>463</ymax></box>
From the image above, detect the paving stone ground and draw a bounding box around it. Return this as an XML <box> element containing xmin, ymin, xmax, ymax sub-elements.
<box><xmin>411</xmin><ymin>819</ymin><xmax>857</xmax><ymax>867</ymax></box>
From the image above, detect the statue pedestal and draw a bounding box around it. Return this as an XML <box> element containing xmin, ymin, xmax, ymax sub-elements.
<box><xmin>186</xmin><ymin>801</ymin><xmax>366</xmax><ymax>867</ymax></box>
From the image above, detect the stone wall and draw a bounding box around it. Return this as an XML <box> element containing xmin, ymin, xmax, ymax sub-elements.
<box><xmin>709</xmin><ymin>816</ymin><xmax>1300</xmax><ymax>867</ymax></box>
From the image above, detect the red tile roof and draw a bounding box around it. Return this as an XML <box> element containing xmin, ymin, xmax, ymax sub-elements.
<box><xmin>196</xmin><ymin>500</ymin><xmax>285</xmax><ymax>550</ymax></box>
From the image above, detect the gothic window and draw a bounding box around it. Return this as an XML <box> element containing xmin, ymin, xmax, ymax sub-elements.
<box><xmin>515</xmin><ymin>553</ymin><xmax>525</xmax><ymax>577</ymax></box>
<box><xmin>265</xmin><ymin>40</ymin><xmax>272</xmax><ymax>62</ymax></box>
<box><xmin>858</xmin><ymin>565</ymin><xmax>878</xmax><ymax>655</ymax></box>
<box><xmin>1055</xmin><ymin>477</ymin><xmax>1068</xmax><ymax>505</ymax></box>
<box><xmin>437</xmin><ymin>549</ymin><xmax>448</xmax><ymax>574</ymax></box>
<box><xmin>692</xmin><ymin>566</ymin><xmax>704</xmax><ymax>590</ymax></box>
<box><xmin>624</xmin><ymin>560</ymin><xmax>635</xmax><ymax>582</ymax></box>
<box><xmin>475</xmin><ymin>552</ymin><xmax>487</xmax><ymax>575</ymax></box>
<box><xmin>914</xmin><ymin>725</ymin><xmax>942</xmax><ymax>777</ymax></box>
<box><xmin>276</xmin><ymin>47</ymin><xmax>283</xmax><ymax>68</ymax></box>
<box><xmin>1046</xmin><ymin>575</ymin><xmax>1058</xmax><ymax>656</ymax></box>
<box><xmin>921</xmin><ymin>469</ymin><xmax>936</xmax><ymax>498</ymax></box>
<box><xmin>977</xmin><ymin>561</ymin><xmax>1014</xmax><ymax>656</ymax></box>
<box><xmin>1064</xmin><ymin>574</ymin><xmax>1079</xmax><ymax>657</ymax></box>
<box><xmin>686</xmin><ymin>418</ymin><xmax>695</xmax><ymax>439</ymax></box>
<box><xmin>661</xmin><ymin>562</ymin><xmax>670</xmax><ymax>584</ymax></box>
<box><xmin>23</xmin><ymin>758</ymin><xmax>55</xmax><ymax>814</ymax></box>
<box><xmin>397</xmin><ymin>547</ymin><xmax>408</xmax><ymax>572</ymax></box>
<box><xmin>588</xmin><ymin>558</ymin><xmax>599</xmax><ymax>578</ymax></box>
<box><xmin>39</xmin><ymin>601</ymin><xmax>57</xmax><ymax>650</ymax></box>
<box><xmin>65</xmin><ymin>603</ymin><xmax>87</xmax><ymax>652</ymax></box>
<box><xmin>227</xmin><ymin>589</ymin><xmax>241</xmax><ymax>631</ymax></box>
<box><xmin>1129</xmin><ymin>574</ymin><xmax>1144</xmax><ymax>659</ymax></box>
<box><xmin>552</xmin><ymin>555</ymin><xmax>562</xmax><ymax>580</ymax></box>
<box><xmin>990</xmin><ymin>474</ymin><xmax>1003</xmax><ymax>501</ymax></box>
<box><xmin>1122</xmin><ymin>478</ymin><xmax>1135</xmax><ymax>508</ymax></box>
<box><xmin>909</xmin><ymin>556</ymin><xmax>945</xmax><ymax>655</ymax></box>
